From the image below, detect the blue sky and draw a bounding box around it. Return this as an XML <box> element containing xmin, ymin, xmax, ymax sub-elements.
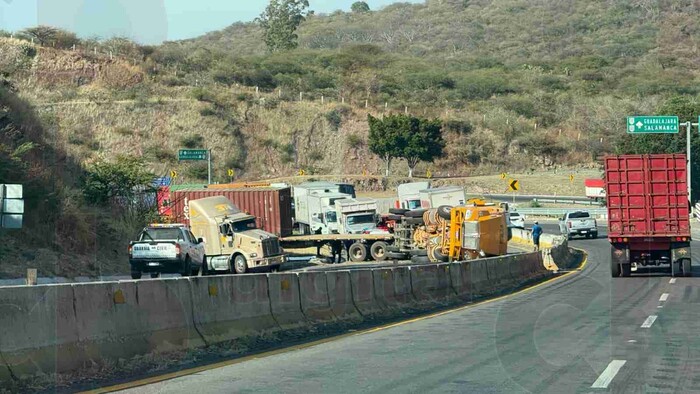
<box><xmin>0</xmin><ymin>0</ymin><xmax>423</xmax><ymax>44</ymax></box>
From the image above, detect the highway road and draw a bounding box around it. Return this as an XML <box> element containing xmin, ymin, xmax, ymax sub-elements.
<box><xmin>112</xmin><ymin>225</ymin><xmax>700</xmax><ymax>393</ymax></box>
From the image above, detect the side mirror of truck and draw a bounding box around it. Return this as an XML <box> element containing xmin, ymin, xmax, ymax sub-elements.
<box><xmin>197</xmin><ymin>238</ymin><xmax>204</xmax><ymax>244</ymax></box>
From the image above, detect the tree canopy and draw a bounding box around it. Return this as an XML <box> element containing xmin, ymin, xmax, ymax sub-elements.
<box><xmin>351</xmin><ymin>1</ymin><xmax>370</xmax><ymax>13</ymax></box>
<box><xmin>257</xmin><ymin>0</ymin><xmax>310</xmax><ymax>52</ymax></box>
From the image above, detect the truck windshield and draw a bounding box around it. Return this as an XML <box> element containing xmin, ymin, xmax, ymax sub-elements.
<box><xmin>569</xmin><ymin>212</ymin><xmax>590</xmax><ymax>219</ymax></box>
<box><xmin>232</xmin><ymin>219</ymin><xmax>257</xmax><ymax>232</ymax></box>
<box><xmin>407</xmin><ymin>199</ymin><xmax>421</xmax><ymax>210</ymax></box>
<box><xmin>325</xmin><ymin>211</ymin><xmax>338</xmax><ymax>223</ymax></box>
<box><xmin>140</xmin><ymin>228</ymin><xmax>182</xmax><ymax>241</ymax></box>
<box><xmin>347</xmin><ymin>214</ymin><xmax>375</xmax><ymax>226</ymax></box>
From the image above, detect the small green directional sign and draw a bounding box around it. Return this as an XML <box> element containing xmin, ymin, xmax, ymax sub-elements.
<box><xmin>627</xmin><ymin>116</ymin><xmax>679</xmax><ymax>134</ymax></box>
<box><xmin>178</xmin><ymin>149</ymin><xmax>208</xmax><ymax>161</ymax></box>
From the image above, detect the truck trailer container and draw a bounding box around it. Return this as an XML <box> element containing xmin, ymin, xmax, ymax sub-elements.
<box><xmin>606</xmin><ymin>154</ymin><xmax>692</xmax><ymax>277</ymax></box>
<box><xmin>169</xmin><ymin>187</ymin><xmax>293</xmax><ymax>237</ymax></box>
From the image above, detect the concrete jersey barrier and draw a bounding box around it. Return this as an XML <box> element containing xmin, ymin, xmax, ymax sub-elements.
<box><xmin>0</xmin><ymin>250</ymin><xmax>557</xmax><ymax>385</ymax></box>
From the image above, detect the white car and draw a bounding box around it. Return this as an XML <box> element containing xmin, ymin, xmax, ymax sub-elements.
<box><xmin>509</xmin><ymin>212</ymin><xmax>526</xmax><ymax>229</ymax></box>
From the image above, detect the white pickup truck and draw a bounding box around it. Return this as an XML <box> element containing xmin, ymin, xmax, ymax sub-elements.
<box><xmin>559</xmin><ymin>211</ymin><xmax>598</xmax><ymax>239</ymax></box>
<box><xmin>128</xmin><ymin>224</ymin><xmax>205</xmax><ymax>279</ymax></box>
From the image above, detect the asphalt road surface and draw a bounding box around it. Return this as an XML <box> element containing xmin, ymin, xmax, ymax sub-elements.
<box><xmin>114</xmin><ymin>223</ymin><xmax>700</xmax><ymax>393</ymax></box>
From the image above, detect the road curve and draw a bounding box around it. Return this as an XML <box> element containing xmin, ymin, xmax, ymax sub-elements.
<box><xmin>114</xmin><ymin>234</ymin><xmax>700</xmax><ymax>394</ymax></box>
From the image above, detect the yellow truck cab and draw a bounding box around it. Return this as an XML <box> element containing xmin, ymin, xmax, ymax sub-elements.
<box><xmin>188</xmin><ymin>196</ymin><xmax>286</xmax><ymax>274</ymax></box>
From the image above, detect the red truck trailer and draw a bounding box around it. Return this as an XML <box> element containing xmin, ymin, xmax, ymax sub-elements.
<box><xmin>606</xmin><ymin>154</ymin><xmax>692</xmax><ymax>277</ymax></box>
<box><xmin>168</xmin><ymin>187</ymin><xmax>293</xmax><ymax>237</ymax></box>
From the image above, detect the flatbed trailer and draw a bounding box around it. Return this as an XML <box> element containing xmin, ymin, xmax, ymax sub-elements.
<box><xmin>280</xmin><ymin>233</ymin><xmax>395</xmax><ymax>263</ymax></box>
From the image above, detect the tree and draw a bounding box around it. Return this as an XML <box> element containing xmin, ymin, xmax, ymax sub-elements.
<box><xmin>82</xmin><ymin>156</ymin><xmax>156</xmax><ymax>206</ymax></box>
<box><xmin>368</xmin><ymin>114</ymin><xmax>405</xmax><ymax>177</ymax></box>
<box><xmin>399</xmin><ymin>117</ymin><xmax>445</xmax><ymax>178</ymax></box>
<box><xmin>257</xmin><ymin>0</ymin><xmax>310</xmax><ymax>52</ymax></box>
<box><xmin>351</xmin><ymin>1</ymin><xmax>370</xmax><ymax>13</ymax></box>
<box><xmin>19</xmin><ymin>26</ymin><xmax>58</xmax><ymax>46</ymax></box>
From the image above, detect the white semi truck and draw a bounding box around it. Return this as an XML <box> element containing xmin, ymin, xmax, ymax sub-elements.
<box><xmin>294</xmin><ymin>183</ymin><xmax>353</xmax><ymax>235</ymax></box>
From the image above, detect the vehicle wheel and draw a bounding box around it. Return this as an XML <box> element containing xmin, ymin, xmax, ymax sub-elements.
<box><xmin>370</xmin><ymin>241</ymin><xmax>389</xmax><ymax>261</ymax></box>
<box><xmin>411</xmin><ymin>256</ymin><xmax>431</xmax><ymax>264</ymax></box>
<box><xmin>348</xmin><ymin>243</ymin><xmax>368</xmax><ymax>262</ymax></box>
<box><xmin>270</xmin><ymin>265</ymin><xmax>280</xmax><ymax>273</ymax></box>
<box><xmin>431</xmin><ymin>246</ymin><xmax>449</xmax><ymax>263</ymax></box>
<box><xmin>150</xmin><ymin>272</ymin><xmax>160</xmax><ymax>279</ymax></box>
<box><xmin>387</xmin><ymin>251</ymin><xmax>407</xmax><ymax>260</ymax></box>
<box><xmin>405</xmin><ymin>217</ymin><xmax>424</xmax><ymax>226</ymax></box>
<box><xmin>437</xmin><ymin>205</ymin><xmax>452</xmax><ymax>220</ymax></box>
<box><xmin>683</xmin><ymin>258</ymin><xmax>692</xmax><ymax>277</ymax></box>
<box><xmin>406</xmin><ymin>209</ymin><xmax>427</xmax><ymax>218</ymax></box>
<box><xmin>233</xmin><ymin>254</ymin><xmax>248</xmax><ymax>274</ymax></box>
<box><xmin>389</xmin><ymin>208</ymin><xmax>409</xmax><ymax>215</ymax></box>
<box><xmin>201</xmin><ymin>256</ymin><xmax>208</xmax><ymax>276</ymax></box>
<box><xmin>591</xmin><ymin>233</ymin><xmax>598</xmax><ymax>239</ymax></box>
<box><xmin>621</xmin><ymin>264</ymin><xmax>631</xmax><ymax>277</ymax></box>
<box><xmin>181</xmin><ymin>256</ymin><xmax>191</xmax><ymax>277</ymax></box>
<box><xmin>610</xmin><ymin>260</ymin><xmax>621</xmax><ymax>277</ymax></box>
<box><xmin>131</xmin><ymin>271</ymin><xmax>142</xmax><ymax>280</ymax></box>
<box><xmin>410</xmin><ymin>248</ymin><xmax>428</xmax><ymax>257</ymax></box>
<box><xmin>190</xmin><ymin>264</ymin><xmax>200</xmax><ymax>277</ymax></box>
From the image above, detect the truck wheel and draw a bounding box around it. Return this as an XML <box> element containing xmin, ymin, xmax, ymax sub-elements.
<box><xmin>389</xmin><ymin>208</ymin><xmax>408</xmax><ymax>215</ymax></box>
<box><xmin>233</xmin><ymin>254</ymin><xmax>248</xmax><ymax>274</ymax></box>
<box><xmin>348</xmin><ymin>243</ymin><xmax>368</xmax><ymax>262</ymax></box>
<box><xmin>431</xmin><ymin>247</ymin><xmax>449</xmax><ymax>263</ymax></box>
<box><xmin>131</xmin><ymin>271</ymin><xmax>142</xmax><ymax>280</ymax></box>
<box><xmin>437</xmin><ymin>205</ymin><xmax>452</xmax><ymax>220</ymax></box>
<box><xmin>181</xmin><ymin>256</ymin><xmax>191</xmax><ymax>277</ymax></box>
<box><xmin>683</xmin><ymin>258</ymin><xmax>692</xmax><ymax>277</ymax></box>
<box><xmin>370</xmin><ymin>241</ymin><xmax>389</xmax><ymax>261</ymax></box>
<box><xmin>621</xmin><ymin>264</ymin><xmax>631</xmax><ymax>277</ymax></box>
<box><xmin>610</xmin><ymin>260</ymin><xmax>621</xmax><ymax>277</ymax></box>
<box><xmin>201</xmin><ymin>256</ymin><xmax>208</xmax><ymax>276</ymax></box>
<box><xmin>150</xmin><ymin>272</ymin><xmax>160</xmax><ymax>279</ymax></box>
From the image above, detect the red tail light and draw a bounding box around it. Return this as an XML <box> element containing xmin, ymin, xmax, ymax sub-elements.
<box><xmin>175</xmin><ymin>244</ymin><xmax>181</xmax><ymax>256</ymax></box>
<box><xmin>568</xmin><ymin>222</ymin><xmax>572</xmax><ymax>228</ymax></box>
<box><xmin>128</xmin><ymin>245</ymin><xmax>133</xmax><ymax>258</ymax></box>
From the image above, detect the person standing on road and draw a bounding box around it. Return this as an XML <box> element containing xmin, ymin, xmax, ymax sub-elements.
<box><xmin>532</xmin><ymin>221</ymin><xmax>543</xmax><ymax>252</ymax></box>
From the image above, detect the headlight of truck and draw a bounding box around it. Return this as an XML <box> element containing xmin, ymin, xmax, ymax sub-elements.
<box><xmin>249</xmin><ymin>253</ymin><xmax>258</xmax><ymax>258</ymax></box>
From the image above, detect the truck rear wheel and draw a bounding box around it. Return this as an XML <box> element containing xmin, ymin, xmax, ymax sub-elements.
<box><xmin>348</xmin><ymin>243</ymin><xmax>368</xmax><ymax>262</ymax></box>
<box><xmin>233</xmin><ymin>254</ymin><xmax>247</xmax><ymax>274</ymax></box>
<box><xmin>683</xmin><ymin>258</ymin><xmax>692</xmax><ymax>277</ymax></box>
<box><xmin>131</xmin><ymin>271</ymin><xmax>142</xmax><ymax>280</ymax></box>
<box><xmin>610</xmin><ymin>261</ymin><xmax>620</xmax><ymax>277</ymax></box>
<box><xmin>370</xmin><ymin>242</ymin><xmax>388</xmax><ymax>261</ymax></box>
<box><xmin>621</xmin><ymin>264</ymin><xmax>631</xmax><ymax>277</ymax></box>
<box><xmin>437</xmin><ymin>205</ymin><xmax>452</xmax><ymax>220</ymax></box>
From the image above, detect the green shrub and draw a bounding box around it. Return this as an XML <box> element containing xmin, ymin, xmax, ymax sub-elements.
<box><xmin>144</xmin><ymin>145</ymin><xmax>174</xmax><ymax>162</ymax></box>
<box><xmin>529</xmin><ymin>199</ymin><xmax>542</xmax><ymax>208</ymax></box>
<box><xmin>180</xmin><ymin>134</ymin><xmax>204</xmax><ymax>149</ymax></box>
<box><xmin>443</xmin><ymin>119</ymin><xmax>473</xmax><ymax>134</ymax></box>
<box><xmin>200</xmin><ymin>106</ymin><xmax>217</xmax><ymax>117</ymax></box>
<box><xmin>325</xmin><ymin>109</ymin><xmax>343</xmax><ymax>131</ymax></box>
<box><xmin>346</xmin><ymin>133</ymin><xmax>364</xmax><ymax>148</ymax></box>
<box><xmin>185</xmin><ymin>163</ymin><xmax>209</xmax><ymax>180</ymax></box>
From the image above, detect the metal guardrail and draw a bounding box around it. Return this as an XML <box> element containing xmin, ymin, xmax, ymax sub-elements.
<box><xmin>473</xmin><ymin>194</ymin><xmax>603</xmax><ymax>206</ymax></box>
<box><xmin>513</xmin><ymin>208</ymin><xmax>608</xmax><ymax>217</ymax></box>
<box><xmin>695</xmin><ymin>203</ymin><xmax>700</xmax><ymax>221</ymax></box>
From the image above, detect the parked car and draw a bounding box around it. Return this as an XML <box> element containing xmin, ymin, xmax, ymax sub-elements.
<box><xmin>559</xmin><ymin>211</ymin><xmax>598</xmax><ymax>239</ymax></box>
<box><xmin>128</xmin><ymin>224</ymin><xmax>205</xmax><ymax>279</ymax></box>
<box><xmin>509</xmin><ymin>212</ymin><xmax>526</xmax><ymax>229</ymax></box>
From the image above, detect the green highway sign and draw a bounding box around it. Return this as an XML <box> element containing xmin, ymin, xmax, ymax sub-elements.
<box><xmin>627</xmin><ymin>116</ymin><xmax>679</xmax><ymax>134</ymax></box>
<box><xmin>178</xmin><ymin>149</ymin><xmax>208</xmax><ymax>161</ymax></box>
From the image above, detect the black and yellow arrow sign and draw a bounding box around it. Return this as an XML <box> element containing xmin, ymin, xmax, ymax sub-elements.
<box><xmin>508</xmin><ymin>179</ymin><xmax>520</xmax><ymax>192</ymax></box>
<box><xmin>500</xmin><ymin>172</ymin><xmax>507</xmax><ymax>180</ymax></box>
<box><xmin>569</xmin><ymin>174</ymin><xmax>574</xmax><ymax>183</ymax></box>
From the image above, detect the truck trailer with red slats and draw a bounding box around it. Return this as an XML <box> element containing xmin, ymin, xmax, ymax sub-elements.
<box><xmin>605</xmin><ymin>154</ymin><xmax>692</xmax><ymax>277</ymax></box>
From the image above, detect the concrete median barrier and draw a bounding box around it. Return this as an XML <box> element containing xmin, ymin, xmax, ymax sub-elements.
<box><xmin>409</xmin><ymin>264</ymin><xmax>455</xmax><ymax>307</ymax></box>
<box><xmin>190</xmin><ymin>275</ymin><xmax>278</xmax><ymax>345</ymax></box>
<box><xmin>298</xmin><ymin>272</ymin><xmax>335</xmax><ymax>322</ymax></box>
<box><xmin>268</xmin><ymin>273</ymin><xmax>307</xmax><ymax>329</ymax></box>
<box><xmin>372</xmin><ymin>267</ymin><xmax>415</xmax><ymax>312</ymax></box>
<box><xmin>0</xmin><ymin>284</ymin><xmax>77</xmax><ymax>380</ymax></box>
<box><xmin>326</xmin><ymin>271</ymin><xmax>362</xmax><ymax>322</ymax></box>
<box><xmin>449</xmin><ymin>261</ymin><xmax>472</xmax><ymax>302</ymax></box>
<box><xmin>349</xmin><ymin>269</ymin><xmax>385</xmax><ymax>318</ymax></box>
<box><xmin>469</xmin><ymin>259</ymin><xmax>491</xmax><ymax>298</ymax></box>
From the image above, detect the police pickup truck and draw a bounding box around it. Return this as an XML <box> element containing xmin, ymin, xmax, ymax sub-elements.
<box><xmin>128</xmin><ymin>224</ymin><xmax>205</xmax><ymax>279</ymax></box>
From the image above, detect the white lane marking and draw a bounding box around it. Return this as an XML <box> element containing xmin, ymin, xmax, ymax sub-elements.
<box><xmin>591</xmin><ymin>360</ymin><xmax>627</xmax><ymax>388</ymax></box>
<box><xmin>659</xmin><ymin>293</ymin><xmax>669</xmax><ymax>302</ymax></box>
<box><xmin>641</xmin><ymin>315</ymin><xmax>658</xmax><ymax>328</ymax></box>
<box><xmin>658</xmin><ymin>305</ymin><xmax>663</xmax><ymax>309</ymax></box>
<box><xmin>670</xmin><ymin>278</ymin><xmax>677</xmax><ymax>284</ymax></box>
<box><xmin>627</xmin><ymin>340</ymin><xmax>637</xmax><ymax>343</ymax></box>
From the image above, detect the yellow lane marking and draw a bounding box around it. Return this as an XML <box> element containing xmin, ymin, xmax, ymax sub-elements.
<box><xmin>84</xmin><ymin>251</ymin><xmax>589</xmax><ymax>394</ymax></box>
